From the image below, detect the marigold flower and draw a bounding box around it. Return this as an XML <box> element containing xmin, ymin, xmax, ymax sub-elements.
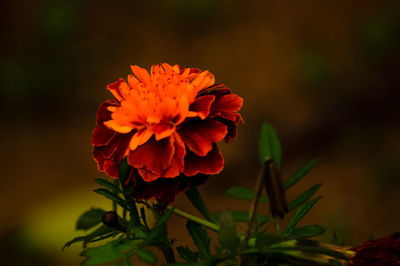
<box><xmin>351</xmin><ymin>232</ymin><xmax>400</xmax><ymax>265</ymax></box>
<box><xmin>92</xmin><ymin>63</ymin><xmax>243</xmax><ymax>203</ymax></box>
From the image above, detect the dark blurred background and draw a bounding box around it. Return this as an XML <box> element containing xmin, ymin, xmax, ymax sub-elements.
<box><xmin>1</xmin><ymin>0</ymin><xmax>400</xmax><ymax>265</ymax></box>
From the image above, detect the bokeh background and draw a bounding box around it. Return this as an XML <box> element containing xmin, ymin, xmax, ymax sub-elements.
<box><xmin>1</xmin><ymin>0</ymin><xmax>400</xmax><ymax>265</ymax></box>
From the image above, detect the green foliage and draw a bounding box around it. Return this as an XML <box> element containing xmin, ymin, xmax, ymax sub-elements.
<box><xmin>259</xmin><ymin>123</ymin><xmax>282</xmax><ymax>166</ymax></box>
<box><xmin>213</xmin><ymin>210</ymin><xmax>269</xmax><ymax>223</ymax></box>
<box><xmin>176</xmin><ymin>246</ymin><xmax>199</xmax><ymax>262</ymax></box>
<box><xmin>94</xmin><ymin>178</ymin><xmax>122</xmax><ymax>193</ymax></box>
<box><xmin>136</xmin><ymin>248</ymin><xmax>157</xmax><ymax>264</ymax></box>
<box><xmin>287</xmin><ymin>184</ymin><xmax>322</xmax><ymax>211</ymax></box>
<box><xmin>118</xmin><ymin>158</ymin><xmax>130</xmax><ymax>188</ymax></box>
<box><xmin>185</xmin><ymin>186</ymin><xmax>215</xmax><ymax>222</ymax></box>
<box><xmin>284</xmin><ymin>159</ymin><xmax>318</xmax><ymax>190</ymax></box>
<box><xmin>186</xmin><ymin>221</ymin><xmax>211</xmax><ymax>260</ymax></box>
<box><xmin>63</xmin><ymin>225</ymin><xmax>116</xmax><ymax>250</ymax></box>
<box><xmin>290</xmin><ymin>225</ymin><xmax>326</xmax><ymax>239</ymax></box>
<box><xmin>81</xmin><ymin>238</ymin><xmax>141</xmax><ymax>265</ymax></box>
<box><xmin>93</xmin><ymin>188</ymin><xmax>129</xmax><ymax>210</ymax></box>
<box><xmin>218</xmin><ymin>211</ymin><xmax>240</xmax><ymax>251</ymax></box>
<box><xmin>76</xmin><ymin>208</ymin><xmax>106</xmax><ymax>230</ymax></box>
<box><xmin>285</xmin><ymin>196</ymin><xmax>323</xmax><ymax>235</ymax></box>
<box><xmin>143</xmin><ymin>208</ymin><xmax>174</xmax><ymax>245</ymax></box>
<box><xmin>225</xmin><ymin>186</ymin><xmax>269</xmax><ymax>202</ymax></box>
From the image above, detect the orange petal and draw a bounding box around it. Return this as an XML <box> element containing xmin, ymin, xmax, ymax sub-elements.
<box><xmin>153</xmin><ymin>123</ymin><xmax>176</xmax><ymax>141</ymax></box>
<box><xmin>131</xmin><ymin>65</ymin><xmax>152</xmax><ymax>86</ymax></box>
<box><xmin>104</xmin><ymin>120</ymin><xmax>134</xmax><ymax>133</ymax></box>
<box><xmin>191</xmin><ymin>70</ymin><xmax>215</xmax><ymax>91</ymax></box>
<box><xmin>106</xmin><ymin>78</ymin><xmax>128</xmax><ymax>101</ymax></box>
<box><xmin>129</xmin><ymin>128</ymin><xmax>153</xmax><ymax>151</ymax></box>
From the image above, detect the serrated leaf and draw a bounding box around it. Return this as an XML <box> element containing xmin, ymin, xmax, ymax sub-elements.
<box><xmin>213</xmin><ymin>210</ymin><xmax>269</xmax><ymax>223</ymax></box>
<box><xmin>290</xmin><ymin>225</ymin><xmax>326</xmax><ymax>239</ymax></box>
<box><xmin>94</xmin><ymin>178</ymin><xmax>121</xmax><ymax>193</ymax></box>
<box><xmin>63</xmin><ymin>225</ymin><xmax>114</xmax><ymax>250</ymax></box>
<box><xmin>225</xmin><ymin>186</ymin><xmax>269</xmax><ymax>202</ymax></box>
<box><xmin>137</xmin><ymin>248</ymin><xmax>157</xmax><ymax>264</ymax></box>
<box><xmin>176</xmin><ymin>246</ymin><xmax>198</xmax><ymax>262</ymax></box>
<box><xmin>185</xmin><ymin>186</ymin><xmax>215</xmax><ymax>222</ymax></box>
<box><xmin>76</xmin><ymin>208</ymin><xmax>106</xmax><ymax>230</ymax></box>
<box><xmin>287</xmin><ymin>184</ymin><xmax>322</xmax><ymax>211</ymax></box>
<box><xmin>93</xmin><ymin>188</ymin><xmax>128</xmax><ymax>210</ymax></box>
<box><xmin>285</xmin><ymin>196</ymin><xmax>323</xmax><ymax>234</ymax></box>
<box><xmin>186</xmin><ymin>221</ymin><xmax>210</xmax><ymax>260</ymax></box>
<box><xmin>259</xmin><ymin>123</ymin><xmax>282</xmax><ymax>166</ymax></box>
<box><xmin>81</xmin><ymin>238</ymin><xmax>141</xmax><ymax>265</ymax></box>
<box><xmin>218</xmin><ymin>211</ymin><xmax>240</xmax><ymax>251</ymax></box>
<box><xmin>144</xmin><ymin>208</ymin><xmax>174</xmax><ymax>245</ymax></box>
<box><xmin>284</xmin><ymin>159</ymin><xmax>318</xmax><ymax>190</ymax></box>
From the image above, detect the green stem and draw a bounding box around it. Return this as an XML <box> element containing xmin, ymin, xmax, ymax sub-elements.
<box><xmin>167</xmin><ymin>205</ymin><xmax>220</xmax><ymax>232</ymax></box>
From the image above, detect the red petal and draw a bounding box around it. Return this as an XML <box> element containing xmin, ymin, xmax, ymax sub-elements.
<box><xmin>189</xmin><ymin>95</ymin><xmax>215</xmax><ymax>119</ymax></box>
<box><xmin>178</xmin><ymin>119</ymin><xmax>227</xmax><ymax>156</ymax></box>
<box><xmin>106</xmin><ymin>79</ymin><xmax>126</xmax><ymax>102</ymax></box>
<box><xmin>211</xmin><ymin>93</ymin><xmax>243</xmax><ymax>116</ymax></box>
<box><xmin>183</xmin><ymin>145</ymin><xmax>224</xmax><ymax>176</ymax></box>
<box><xmin>92</xmin><ymin>100</ymin><xmax>120</xmax><ymax>146</ymax></box>
<box><xmin>163</xmin><ymin>133</ymin><xmax>186</xmax><ymax>177</ymax></box>
<box><xmin>92</xmin><ymin>125</ymin><xmax>115</xmax><ymax>146</ymax></box>
<box><xmin>128</xmin><ymin>137</ymin><xmax>174</xmax><ymax>181</ymax></box>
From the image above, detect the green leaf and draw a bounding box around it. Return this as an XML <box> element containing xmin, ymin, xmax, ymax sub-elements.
<box><xmin>185</xmin><ymin>186</ymin><xmax>215</xmax><ymax>222</ymax></box>
<box><xmin>329</xmin><ymin>259</ymin><xmax>343</xmax><ymax>266</ymax></box>
<box><xmin>225</xmin><ymin>186</ymin><xmax>269</xmax><ymax>202</ymax></box>
<box><xmin>284</xmin><ymin>159</ymin><xmax>318</xmax><ymax>190</ymax></box>
<box><xmin>259</xmin><ymin>123</ymin><xmax>282</xmax><ymax>166</ymax></box>
<box><xmin>165</xmin><ymin>263</ymin><xmax>208</xmax><ymax>266</ymax></box>
<box><xmin>93</xmin><ymin>188</ymin><xmax>128</xmax><ymax>210</ymax></box>
<box><xmin>144</xmin><ymin>208</ymin><xmax>174</xmax><ymax>245</ymax></box>
<box><xmin>119</xmin><ymin>158</ymin><xmax>130</xmax><ymax>189</ymax></box>
<box><xmin>94</xmin><ymin>178</ymin><xmax>121</xmax><ymax>193</ymax></box>
<box><xmin>186</xmin><ymin>221</ymin><xmax>210</xmax><ymax>260</ymax></box>
<box><xmin>81</xmin><ymin>238</ymin><xmax>141</xmax><ymax>265</ymax></box>
<box><xmin>287</xmin><ymin>184</ymin><xmax>322</xmax><ymax>211</ymax></box>
<box><xmin>63</xmin><ymin>225</ymin><xmax>114</xmax><ymax>250</ymax></box>
<box><xmin>132</xmin><ymin>226</ymin><xmax>147</xmax><ymax>239</ymax></box>
<box><xmin>76</xmin><ymin>208</ymin><xmax>106</xmax><ymax>230</ymax></box>
<box><xmin>213</xmin><ymin>210</ymin><xmax>269</xmax><ymax>223</ymax></box>
<box><xmin>290</xmin><ymin>225</ymin><xmax>326</xmax><ymax>239</ymax></box>
<box><xmin>285</xmin><ymin>196</ymin><xmax>323</xmax><ymax>234</ymax></box>
<box><xmin>137</xmin><ymin>248</ymin><xmax>157</xmax><ymax>264</ymax></box>
<box><xmin>176</xmin><ymin>246</ymin><xmax>198</xmax><ymax>262</ymax></box>
<box><xmin>218</xmin><ymin>211</ymin><xmax>240</xmax><ymax>251</ymax></box>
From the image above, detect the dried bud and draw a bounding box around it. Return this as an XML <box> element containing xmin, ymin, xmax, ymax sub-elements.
<box><xmin>263</xmin><ymin>159</ymin><xmax>288</xmax><ymax>219</ymax></box>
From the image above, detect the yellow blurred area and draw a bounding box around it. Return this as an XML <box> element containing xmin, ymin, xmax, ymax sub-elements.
<box><xmin>1</xmin><ymin>0</ymin><xmax>400</xmax><ymax>265</ymax></box>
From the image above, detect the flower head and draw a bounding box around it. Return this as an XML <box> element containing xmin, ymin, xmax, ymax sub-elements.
<box><xmin>351</xmin><ymin>232</ymin><xmax>400</xmax><ymax>265</ymax></box>
<box><xmin>92</xmin><ymin>63</ymin><xmax>243</xmax><ymax>203</ymax></box>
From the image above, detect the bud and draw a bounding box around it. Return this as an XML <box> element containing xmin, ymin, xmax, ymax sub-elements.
<box><xmin>102</xmin><ymin>211</ymin><xmax>127</xmax><ymax>232</ymax></box>
<box><xmin>263</xmin><ymin>158</ymin><xmax>288</xmax><ymax>219</ymax></box>
<box><xmin>102</xmin><ymin>211</ymin><xmax>119</xmax><ymax>227</ymax></box>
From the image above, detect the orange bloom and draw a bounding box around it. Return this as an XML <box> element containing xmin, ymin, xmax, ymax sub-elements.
<box><xmin>92</xmin><ymin>63</ymin><xmax>243</xmax><ymax>202</ymax></box>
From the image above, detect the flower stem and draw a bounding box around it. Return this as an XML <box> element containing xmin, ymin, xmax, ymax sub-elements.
<box><xmin>167</xmin><ymin>205</ymin><xmax>220</xmax><ymax>232</ymax></box>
